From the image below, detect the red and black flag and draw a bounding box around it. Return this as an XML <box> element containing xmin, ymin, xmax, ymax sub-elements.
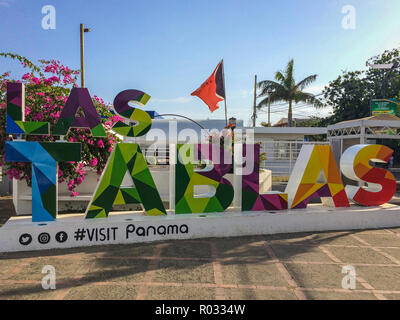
<box><xmin>191</xmin><ymin>60</ymin><xmax>225</xmax><ymax>112</ymax></box>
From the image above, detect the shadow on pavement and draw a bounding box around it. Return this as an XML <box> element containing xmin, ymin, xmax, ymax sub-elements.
<box><xmin>0</xmin><ymin>230</ymin><xmax>358</xmax><ymax>299</ymax></box>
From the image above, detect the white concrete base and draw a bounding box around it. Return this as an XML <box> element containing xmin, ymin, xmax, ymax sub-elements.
<box><xmin>1</xmin><ymin>204</ymin><xmax>400</xmax><ymax>253</ymax></box>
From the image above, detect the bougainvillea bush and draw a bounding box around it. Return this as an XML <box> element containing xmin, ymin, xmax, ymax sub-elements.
<box><xmin>0</xmin><ymin>53</ymin><xmax>122</xmax><ymax>196</ymax></box>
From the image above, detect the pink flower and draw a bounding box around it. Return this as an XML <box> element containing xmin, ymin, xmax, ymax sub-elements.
<box><xmin>76</xmin><ymin>176</ymin><xmax>84</xmax><ymax>184</ymax></box>
<box><xmin>22</xmin><ymin>73</ymin><xmax>30</xmax><ymax>80</ymax></box>
<box><xmin>112</xmin><ymin>115</ymin><xmax>123</xmax><ymax>123</ymax></box>
<box><xmin>70</xmin><ymin>191</ymin><xmax>79</xmax><ymax>197</ymax></box>
<box><xmin>31</xmin><ymin>77</ymin><xmax>41</xmax><ymax>85</ymax></box>
<box><xmin>89</xmin><ymin>158</ymin><xmax>98</xmax><ymax>166</ymax></box>
<box><xmin>97</xmin><ymin>139</ymin><xmax>104</xmax><ymax>148</ymax></box>
<box><xmin>67</xmin><ymin>179</ymin><xmax>75</xmax><ymax>191</ymax></box>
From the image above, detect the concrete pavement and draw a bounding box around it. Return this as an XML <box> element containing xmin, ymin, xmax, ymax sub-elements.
<box><xmin>1</xmin><ymin>197</ymin><xmax>400</xmax><ymax>300</ymax></box>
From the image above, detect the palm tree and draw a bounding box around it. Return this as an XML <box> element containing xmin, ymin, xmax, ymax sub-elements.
<box><xmin>257</xmin><ymin>59</ymin><xmax>324</xmax><ymax>127</ymax></box>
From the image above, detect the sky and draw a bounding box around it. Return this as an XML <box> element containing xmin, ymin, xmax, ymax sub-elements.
<box><xmin>1</xmin><ymin>0</ymin><xmax>400</xmax><ymax>126</ymax></box>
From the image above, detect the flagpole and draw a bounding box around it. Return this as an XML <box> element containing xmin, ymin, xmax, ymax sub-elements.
<box><xmin>221</xmin><ymin>59</ymin><xmax>228</xmax><ymax>126</ymax></box>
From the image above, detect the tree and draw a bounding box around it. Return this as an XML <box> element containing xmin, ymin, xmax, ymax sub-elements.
<box><xmin>323</xmin><ymin>48</ymin><xmax>400</xmax><ymax>125</ymax></box>
<box><xmin>257</xmin><ymin>59</ymin><xmax>324</xmax><ymax>127</ymax></box>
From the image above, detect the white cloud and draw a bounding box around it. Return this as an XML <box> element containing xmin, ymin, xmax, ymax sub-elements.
<box><xmin>305</xmin><ymin>84</ymin><xmax>328</xmax><ymax>94</ymax></box>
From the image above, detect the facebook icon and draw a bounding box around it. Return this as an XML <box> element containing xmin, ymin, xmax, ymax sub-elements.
<box><xmin>55</xmin><ymin>231</ymin><xmax>68</xmax><ymax>243</ymax></box>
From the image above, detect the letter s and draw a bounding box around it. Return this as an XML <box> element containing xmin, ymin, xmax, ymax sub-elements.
<box><xmin>112</xmin><ymin>90</ymin><xmax>152</xmax><ymax>137</ymax></box>
<box><xmin>340</xmin><ymin>144</ymin><xmax>396</xmax><ymax>206</ymax></box>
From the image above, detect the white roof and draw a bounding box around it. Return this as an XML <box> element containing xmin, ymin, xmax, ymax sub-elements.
<box><xmin>244</xmin><ymin>127</ymin><xmax>327</xmax><ymax>135</ymax></box>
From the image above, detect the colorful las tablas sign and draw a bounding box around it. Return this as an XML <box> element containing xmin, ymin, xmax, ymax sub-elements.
<box><xmin>4</xmin><ymin>83</ymin><xmax>397</xmax><ymax>222</ymax></box>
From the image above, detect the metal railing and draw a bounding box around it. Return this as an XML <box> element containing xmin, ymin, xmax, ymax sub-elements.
<box><xmin>260</xmin><ymin>140</ymin><xmax>329</xmax><ymax>177</ymax></box>
<box><xmin>140</xmin><ymin>146</ymin><xmax>170</xmax><ymax>165</ymax></box>
<box><xmin>139</xmin><ymin>141</ymin><xmax>330</xmax><ymax>177</ymax></box>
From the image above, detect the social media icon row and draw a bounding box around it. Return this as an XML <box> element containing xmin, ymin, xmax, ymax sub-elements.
<box><xmin>19</xmin><ymin>231</ymin><xmax>68</xmax><ymax>246</ymax></box>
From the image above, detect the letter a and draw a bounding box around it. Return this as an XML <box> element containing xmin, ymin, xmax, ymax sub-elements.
<box><xmin>285</xmin><ymin>145</ymin><xmax>349</xmax><ymax>209</ymax></box>
<box><xmin>52</xmin><ymin>87</ymin><xmax>106</xmax><ymax>137</ymax></box>
<box><xmin>85</xmin><ymin>143</ymin><xmax>166</xmax><ymax>218</ymax></box>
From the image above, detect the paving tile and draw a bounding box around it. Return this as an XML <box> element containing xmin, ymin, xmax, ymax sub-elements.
<box><xmin>381</xmin><ymin>293</ymin><xmax>400</xmax><ymax>300</ymax></box>
<box><xmin>354</xmin><ymin>229</ymin><xmax>394</xmax><ymax>235</ymax></box>
<box><xmin>146</xmin><ymin>286</ymin><xmax>215</xmax><ymax>300</ymax></box>
<box><xmin>379</xmin><ymin>248</ymin><xmax>400</xmax><ymax>261</ymax></box>
<box><xmin>9</xmin><ymin>257</ymin><xmax>91</xmax><ymax>281</ymax></box>
<box><xmin>64</xmin><ymin>284</ymin><xmax>138</xmax><ymax>300</ymax></box>
<box><xmin>161</xmin><ymin>241</ymin><xmax>211</xmax><ymax>259</ymax></box>
<box><xmin>270</xmin><ymin>244</ymin><xmax>332</xmax><ymax>262</ymax></box>
<box><xmin>284</xmin><ymin>263</ymin><xmax>344</xmax><ymax>289</ymax></box>
<box><xmin>0</xmin><ymin>247</ymin><xmax>103</xmax><ymax>261</ymax></box>
<box><xmin>215</xmin><ymin>236</ymin><xmax>264</xmax><ymax>250</ymax></box>
<box><xmin>1</xmin><ymin>229</ymin><xmax>400</xmax><ymax>300</ymax></box>
<box><xmin>215</xmin><ymin>238</ymin><xmax>271</xmax><ymax>262</ymax></box>
<box><xmin>0</xmin><ymin>258</ymin><xmax>28</xmax><ymax>278</ymax></box>
<box><xmin>353</xmin><ymin>233</ymin><xmax>400</xmax><ymax>247</ymax></box>
<box><xmin>223</xmin><ymin>288</ymin><xmax>297</xmax><ymax>300</ymax></box>
<box><xmin>263</xmin><ymin>232</ymin><xmax>316</xmax><ymax>244</ymax></box>
<box><xmin>326</xmin><ymin>247</ymin><xmax>393</xmax><ymax>264</ymax></box>
<box><xmin>219</xmin><ymin>245</ymin><xmax>270</xmax><ymax>262</ymax></box>
<box><xmin>100</xmin><ymin>243</ymin><xmax>156</xmax><ymax>258</ymax></box>
<box><xmin>83</xmin><ymin>258</ymin><xmax>149</xmax><ymax>283</ymax></box>
<box><xmin>386</xmin><ymin>228</ymin><xmax>400</xmax><ymax>235</ymax></box>
<box><xmin>310</xmin><ymin>231</ymin><xmax>359</xmax><ymax>246</ymax></box>
<box><xmin>220</xmin><ymin>261</ymin><xmax>288</xmax><ymax>287</ymax></box>
<box><xmin>0</xmin><ymin>284</ymin><xmax>57</xmax><ymax>300</ymax></box>
<box><xmin>356</xmin><ymin>266</ymin><xmax>400</xmax><ymax>291</ymax></box>
<box><xmin>152</xmin><ymin>259</ymin><xmax>215</xmax><ymax>284</ymax></box>
<box><xmin>301</xmin><ymin>290</ymin><xmax>377</xmax><ymax>300</ymax></box>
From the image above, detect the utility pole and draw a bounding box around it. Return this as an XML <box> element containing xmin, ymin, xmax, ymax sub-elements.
<box><xmin>221</xmin><ymin>60</ymin><xmax>228</xmax><ymax>126</ymax></box>
<box><xmin>267</xmin><ymin>90</ymin><xmax>272</xmax><ymax>127</ymax></box>
<box><xmin>252</xmin><ymin>74</ymin><xmax>257</xmax><ymax>127</ymax></box>
<box><xmin>80</xmin><ymin>24</ymin><xmax>91</xmax><ymax>88</ymax></box>
<box><xmin>370</xmin><ymin>63</ymin><xmax>399</xmax><ymax>98</ymax></box>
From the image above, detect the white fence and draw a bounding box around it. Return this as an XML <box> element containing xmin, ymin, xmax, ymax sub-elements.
<box><xmin>260</xmin><ymin>140</ymin><xmax>329</xmax><ymax>177</ymax></box>
<box><xmin>140</xmin><ymin>146</ymin><xmax>170</xmax><ymax>165</ymax></box>
<box><xmin>139</xmin><ymin>141</ymin><xmax>330</xmax><ymax>178</ymax></box>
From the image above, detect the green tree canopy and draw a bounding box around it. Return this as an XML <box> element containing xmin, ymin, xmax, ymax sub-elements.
<box><xmin>322</xmin><ymin>48</ymin><xmax>400</xmax><ymax>125</ymax></box>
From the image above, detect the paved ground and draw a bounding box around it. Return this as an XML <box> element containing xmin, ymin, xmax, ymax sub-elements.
<box><xmin>1</xmin><ymin>198</ymin><xmax>400</xmax><ymax>300</ymax></box>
